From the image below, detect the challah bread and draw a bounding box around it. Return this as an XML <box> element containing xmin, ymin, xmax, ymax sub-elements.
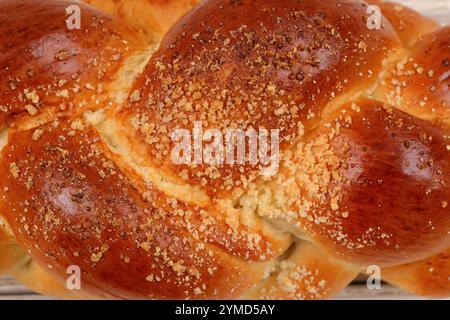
<box><xmin>83</xmin><ymin>0</ymin><xmax>200</xmax><ymax>41</ymax></box>
<box><xmin>382</xmin><ymin>248</ymin><xmax>450</xmax><ymax>298</ymax></box>
<box><xmin>368</xmin><ymin>0</ymin><xmax>440</xmax><ymax>48</ymax></box>
<box><xmin>0</xmin><ymin>0</ymin><xmax>449</xmax><ymax>299</ymax></box>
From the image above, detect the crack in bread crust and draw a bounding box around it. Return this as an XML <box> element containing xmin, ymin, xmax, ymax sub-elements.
<box><xmin>85</xmin><ymin>109</ymin><xmax>211</xmax><ymax>206</ymax></box>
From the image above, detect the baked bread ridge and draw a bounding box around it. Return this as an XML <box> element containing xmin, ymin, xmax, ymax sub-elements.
<box><xmin>83</xmin><ymin>0</ymin><xmax>200</xmax><ymax>41</ymax></box>
<box><xmin>0</xmin><ymin>0</ymin><xmax>448</xmax><ymax>299</ymax></box>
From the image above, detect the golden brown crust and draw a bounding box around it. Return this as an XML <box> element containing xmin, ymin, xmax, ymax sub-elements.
<box><xmin>243</xmin><ymin>242</ymin><xmax>359</xmax><ymax>300</ymax></box>
<box><xmin>0</xmin><ymin>0</ymin><xmax>149</xmax><ymax>128</ymax></box>
<box><xmin>0</xmin><ymin>0</ymin><xmax>449</xmax><ymax>300</ymax></box>
<box><xmin>10</xmin><ymin>260</ymin><xmax>80</xmax><ymax>299</ymax></box>
<box><xmin>120</xmin><ymin>0</ymin><xmax>401</xmax><ymax>196</ymax></box>
<box><xmin>298</xmin><ymin>99</ymin><xmax>450</xmax><ymax>266</ymax></box>
<box><xmin>374</xmin><ymin>26</ymin><xmax>450</xmax><ymax>125</ymax></box>
<box><xmin>0</xmin><ymin>223</ymin><xmax>28</xmax><ymax>275</ymax></box>
<box><xmin>0</xmin><ymin>118</ymin><xmax>290</xmax><ymax>299</ymax></box>
<box><xmin>368</xmin><ymin>1</ymin><xmax>440</xmax><ymax>47</ymax></box>
<box><xmin>382</xmin><ymin>247</ymin><xmax>450</xmax><ymax>298</ymax></box>
<box><xmin>83</xmin><ymin>0</ymin><xmax>200</xmax><ymax>41</ymax></box>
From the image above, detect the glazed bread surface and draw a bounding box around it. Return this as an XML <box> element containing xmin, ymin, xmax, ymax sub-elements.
<box><xmin>0</xmin><ymin>0</ymin><xmax>449</xmax><ymax>299</ymax></box>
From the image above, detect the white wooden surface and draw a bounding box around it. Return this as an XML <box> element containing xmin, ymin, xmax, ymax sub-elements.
<box><xmin>396</xmin><ymin>0</ymin><xmax>450</xmax><ymax>24</ymax></box>
<box><xmin>0</xmin><ymin>0</ymin><xmax>449</xmax><ymax>301</ymax></box>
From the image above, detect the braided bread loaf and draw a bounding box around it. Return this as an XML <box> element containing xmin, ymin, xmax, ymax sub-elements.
<box><xmin>0</xmin><ymin>0</ymin><xmax>449</xmax><ymax>299</ymax></box>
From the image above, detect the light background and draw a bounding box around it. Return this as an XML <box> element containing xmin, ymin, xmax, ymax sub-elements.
<box><xmin>0</xmin><ymin>0</ymin><xmax>449</xmax><ymax>300</ymax></box>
